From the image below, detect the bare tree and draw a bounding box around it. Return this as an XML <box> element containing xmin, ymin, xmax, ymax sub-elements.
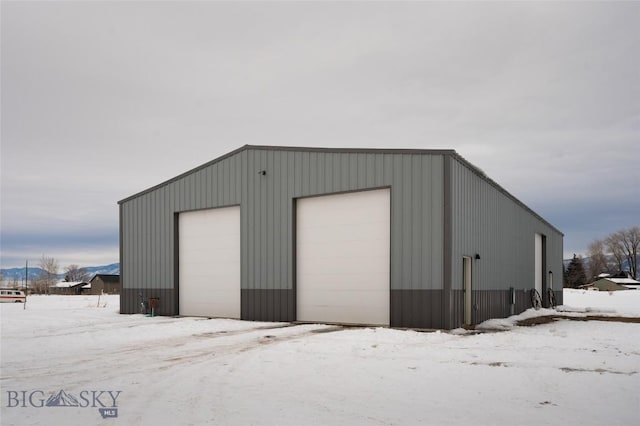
<box><xmin>11</xmin><ymin>277</ymin><xmax>21</xmax><ymax>289</ymax></box>
<box><xmin>586</xmin><ymin>239</ymin><xmax>609</xmax><ymax>279</ymax></box>
<box><xmin>605</xmin><ymin>233</ymin><xmax>625</xmax><ymax>273</ymax></box>
<box><xmin>619</xmin><ymin>226</ymin><xmax>639</xmax><ymax>279</ymax></box>
<box><xmin>595</xmin><ymin>227</ymin><xmax>640</xmax><ymax>279</ymax></box>
<box><xmin>35</xmin><ymin>255</ymin><xmax>59</xmax><ymax>294</ymax></box>
<box><xmin>64</xmin><ymin>264</ymin><xmax>90</xmax><ymax>282</ymax></box>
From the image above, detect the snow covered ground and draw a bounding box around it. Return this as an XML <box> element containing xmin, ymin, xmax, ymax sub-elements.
<box><xmin>563</xmin><ymin>288</ymin><xmax>640</xmax><ymax>315</ymax></box>
<box><xmin>1</xmin><ymin>293</ymin><xmax>639</xmax><ymax>426</ymax></box>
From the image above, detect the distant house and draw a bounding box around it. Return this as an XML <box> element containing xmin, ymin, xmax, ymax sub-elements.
<box><xmin>50</xmin><ymin>281</ymin><xmax>87</xmax><ymax>295</ymax></box>
<box><xmin>581</xmin><ymin>272</ymin><xmax>640</xmax><ymax>291</ymax></box>
<box><xmin>89</xmin><ymin>274</ymin><xmax>121</xmax><ymax>295</ymax></box>
<box><xmin>611</xmin><ymin>278</ymin><xmax>640</xmax><ymax>290</ymax></box>
<box><xmin>580</xmin><ymin>279</ymin><xmax>631</xmax><ymax>292</ymax></box>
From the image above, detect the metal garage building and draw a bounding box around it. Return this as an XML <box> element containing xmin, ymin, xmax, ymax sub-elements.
<box><xmin>118</xmin><ymin>145</ymin><xmax>563</xmax><ymax>329</ymax></box>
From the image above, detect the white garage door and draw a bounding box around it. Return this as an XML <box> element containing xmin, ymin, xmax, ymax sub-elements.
<box><xmin>296</xmin><ymin>188</ymin><xmax>390</xmax><ymax>326</ymax></box>
<box><xmin>179</xmin><ymin>206</ymin><xmax>240</xmax><ymax>318</ymax></box>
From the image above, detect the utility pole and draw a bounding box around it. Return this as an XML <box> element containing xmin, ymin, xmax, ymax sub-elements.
<box><xmin>24</xmin><ymin>260</ymin><xmax>28</xmax><ymax>310</ymax></box>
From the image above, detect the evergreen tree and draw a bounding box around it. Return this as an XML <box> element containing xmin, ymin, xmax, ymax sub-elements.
<box><xmin>564</xmin><ymin>254</ymin><xmax>587</xmax><ymax>288</ymax></box>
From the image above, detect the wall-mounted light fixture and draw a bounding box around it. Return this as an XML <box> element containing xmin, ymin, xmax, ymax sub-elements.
<box><xmin>258</xmin><ymin>170</ymin><xmax>266</xmax><ymax>176</ymax></box>
<box><xmin>475</xmin><ymin>254</ymin><xmax>481</xmax><ymax>260</ymax></box>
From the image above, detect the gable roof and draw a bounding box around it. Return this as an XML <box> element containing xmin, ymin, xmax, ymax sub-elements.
<box><xmin>117</xmin><ymin>144</ymin><xmax>562</xmax><ymax>236</ymax></box>
<box><xmin>581</xmin><ymin>277</ymin><xmax>640</xmax><ymax>291</ymax></box>
<box><xmin>118</xmin><ymin>145</ymin><xmax>456</xmax><ymax>204</ymax></box>
<box><xmin>592</xmin><ymin>272</ymin><xmax>639</xmax><ymax>284</ymax></box>
<box><xmin>90</xmin><ymin>274</ymin><xmax>120</xmax><ymax>284</ymax></box>
<box><xmin>51</xmin><ymin>281</ymin><xmax>87</xmax><ymax>288</ymax></box>
<box><xmin>608</xmin><ymin>277</ymin><xmax>640</xmax><ymax>285</ymax></box>
<box><xmin>579</xmin><ymin>279</ymin><xmax>631</xmax><ymax>291</ymax></box>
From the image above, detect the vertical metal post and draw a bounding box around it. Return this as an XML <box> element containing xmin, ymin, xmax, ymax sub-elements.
<box><xmin>509</xmin><ymin>287</ymin><xmax>515</xmax><ymax>316</ymax></box>
<box><xmin>24</xmin><ymin>260</ymin><xmax>28</xmax><ymax>310</ymax></box>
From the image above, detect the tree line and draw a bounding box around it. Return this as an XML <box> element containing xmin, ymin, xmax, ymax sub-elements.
<box><xmin>565</xmin><ymin>226</ymin><xmax>640</xmax><ymax>288</ymax></box>
<box><xmin>23</xmin><ymin>255</ymin><xmax>90</xmax><ymax>294</ymax></box>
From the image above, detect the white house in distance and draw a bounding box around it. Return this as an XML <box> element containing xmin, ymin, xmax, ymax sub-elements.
<box><xmin>581</xmin><ymin>272</ymin><xmax>640</xmax><ymax>291</ymax></box>
<box><xmin>49</xmin><ymin>281</ymin><xmax>87</xmax><ymax>295</ymax></box>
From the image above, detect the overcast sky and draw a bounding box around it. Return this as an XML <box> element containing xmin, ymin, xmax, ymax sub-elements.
<box><xmin>1</xmin><ymin>1</ymin><xmax>639</xmax><ymax>270</ymax></box>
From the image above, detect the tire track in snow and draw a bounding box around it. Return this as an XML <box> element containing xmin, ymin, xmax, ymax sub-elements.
<box><xmin>99</xmin><ymin>324</ymin><xmax>345</xmax><ymax>425</ymax></box>
<box><xmin>160</xmin><ymin>324</ymin><xmax>344</xmax><ymax>364</ymax></box>
<box><xmin>0</xmin><ymin>323</ymin><xmax>341</xmax><ymax>387</ymax></box>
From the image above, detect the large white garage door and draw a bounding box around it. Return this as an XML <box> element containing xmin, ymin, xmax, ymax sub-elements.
<box><xmin>296</xmin><ymin>188</ymin><xmax>390</xmax><ymax>326</ymax></box>
<box><xmin>179</xmin><ymin>206</ymin><xmax>240</xmax><ymax>318</ymax></box>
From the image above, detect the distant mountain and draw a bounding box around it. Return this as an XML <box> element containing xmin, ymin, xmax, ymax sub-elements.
<box><xmin>0</xmin><ymin>263</ymin><xmax>120</xmax><ymax>283</ymax></box>
<box><xmin>82</xmin><ymin>263</ymin><xmax>120</xmax><ymax>277</ymax></box>
<box><xmin>0</xmin><ymin>266</ymin><xmax>43</xmax><ymax>282</ymax></box>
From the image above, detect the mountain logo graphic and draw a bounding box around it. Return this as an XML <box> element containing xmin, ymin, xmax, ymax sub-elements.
<box><xmin>45</xmin><ymin>390</ymin><xmax>80</xmax><ymax>407</ymax></box>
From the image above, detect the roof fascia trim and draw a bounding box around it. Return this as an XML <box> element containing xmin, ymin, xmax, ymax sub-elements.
<box><xmin>117</xmin><ymin>145</ymin><xmax>455</xmax><ymax>204</ymax></box>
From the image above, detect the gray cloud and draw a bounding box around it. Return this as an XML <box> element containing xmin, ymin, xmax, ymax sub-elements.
<box><xmin>2</xmin><ymin>1</ymin><xmax>639</xmax><ymax>267</ymax></box>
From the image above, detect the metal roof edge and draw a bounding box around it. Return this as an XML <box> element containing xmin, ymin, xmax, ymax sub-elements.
<box><xmin>449</xmin><ymin>152</ymin><xmax>564</xmax><ymax>237</ymax></box>
<box><xmin>243</xmin><ymin>144</ymin><xmax>457</xmax><ymax>155</ymax></box>
<box><xmin>117</xmin><ymin>144</ymin><xmax>563</xmax><ymax>237</ymax></box>
<box><xmin>118</xmin><ymin>144</ymin><xmax>251</xmax><ymax>204</ymax></box>
<box><xmin>117</xmin><ymin>145</ymin><xmax>456</xmax><ymax>204</ymax></box>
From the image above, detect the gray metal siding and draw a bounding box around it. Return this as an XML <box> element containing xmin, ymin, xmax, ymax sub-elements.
<box><xmin>120</xmin><ymin>146</ymin><xmax>562</xmax><ymax>328</ymax></box>
<box><xmin>121</xmin><ymin>154</ymin><xmax>244</xmax><ymax>293</ymax></box>
<box><xmin>448</xmin><ymin>156</ymin><xmax>563</xmax><ymax>325</ymax></box>
<box><xmin>120</xmin><ymin>148</ymin><xmax>446</xmax><ymax>317</ymax></box>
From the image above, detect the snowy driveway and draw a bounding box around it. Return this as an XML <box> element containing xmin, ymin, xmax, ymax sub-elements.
<box><xmin>1</xmin><ymin>295</ymin><xmax>639</xmax><ymax>425</ymax></box>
